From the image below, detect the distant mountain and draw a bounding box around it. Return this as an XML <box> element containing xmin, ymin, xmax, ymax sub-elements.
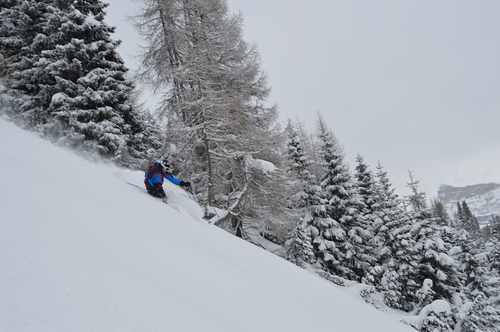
<box><xmin>438</xmin><ymin>183</ymin><xmax>500</xmax><ymax>224</ymax></box>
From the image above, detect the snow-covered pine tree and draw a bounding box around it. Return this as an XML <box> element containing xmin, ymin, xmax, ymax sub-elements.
<box><xmin>411</xmin><ymin>218</ymin><xmax>461</xmax><ymax>309</ymax></box>
<box><xmin>453</xmin><ymin>229</ymin><xmax>500</xmax><ymax>331</ymax></box>
<box><xmin>459</xmin><ymin>292</ymin><xmax>500</xmax><ymax>332</ymax></box>
<box><xmin>306</xmin><ymin>114</ymin><xmax>365</xmax><ymax>281</ymax></box>
<box><xmin>366</xmin><ymin>162</ymin><xmax>416</xmax><ymax>311</ymax></box>
<box><xmin>0</xmin><ymin>0</ymin><xmax>48</xmax><ymax>125</ymax></box>
<box><xmin>459</xmin><ymin>201</ymin><xmax>482</xmax><ymax>244</ymax></box>
<box><xmin>0</xmin><ymin>0</ymin><xmax>160</xmax><ymax>167</ymax></box>
<box><xmin>417</xmin><ymin>300</ymin><xmax>455</xmax><ymax>332</ymax></box>
<box><xmin>368</xmin><ymin>162</ymin><xmax>406</xmax><ymax>270</ymax></box>
<box><xmin>350</xmin><ymin>154</ymin><xmax>377</xmax><ymax>281</ymax></box>
<box><xmin>283</xmin><ymin>121</ymin><xmax>318</xmax><ymax>267</ymax></box>
<box><xmin>284</xmin><ymin>121</ymin><xmax>318</xmax><ymax>210</ymax></box>
<box><xmin>405</xmin><ymin>173</ymin><xmax>462</xmax><ymax>312</ymax></box>
<box><xmin>405</xmin><ymin>169</ymin><xmax>427</xmax><ymax>212</ymax></box>
<box><xmin>490</xmin><ymin>215</ymin><xmax>500</xmax><ymax>273</ymax></box>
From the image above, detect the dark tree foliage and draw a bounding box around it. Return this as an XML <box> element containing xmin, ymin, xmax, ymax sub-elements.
<box><xmin>0</xmin><ymin>0</ymin><xmax>161</xmax><ymax>167</ymax></box>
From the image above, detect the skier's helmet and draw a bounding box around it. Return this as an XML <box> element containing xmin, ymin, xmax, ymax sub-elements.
<box><xmin>161</xmin><ymin>160</ymin><xmax>170</xmax><ymax>171</ymax></box>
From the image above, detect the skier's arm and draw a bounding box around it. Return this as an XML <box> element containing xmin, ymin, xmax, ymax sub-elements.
<box><xmin>166</xmin><ymin>173</ymin><xmax>181</xmax><ymax>185</ymax></box>
<box><xmin>166</xmin><ymin>173</ymin><xmax>190</xmax><ymax>187</ymax></box>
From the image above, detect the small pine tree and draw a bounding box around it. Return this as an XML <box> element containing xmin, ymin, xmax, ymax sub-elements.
<box><xmin>350</xmin><ymin>154</ymin><xmax>377</xmax><ymax>282</ymax></box>
<box><xmin>418</xmin><ymin>300</ymin><xmax>455</xmax><ymax>332</ymax></box>
<box><xmin>285</xmin><ymin>216</ymin><xmax>314</xmax><ymax>268</ymax></box>
<box><xmin>411</xmin><ymin>218</ymin><xmax>461</xmax><ymax>307</ymax></box>
<box><xmin>490</xmin><ymin>215</ymin><xmax>500</xmax><ymax>273</ymax></box>
<box><xmin>284</xmin><ymin>122</ymin><xmax>320</xmax><ymax>267</ymax></box>
<box><xmin>460</xmin><ymin>201</ymin><xmax>482</xmax><ymax>243</ymax></box>
<box><xmin>405</xmin><ymin>169</ymin><xmax>428</xmax><ymax>212</ymax></box>
<box><xmin>459</xmin><ymin>293</ymin><xmax>500</xmax><ymax>332</ymax></box>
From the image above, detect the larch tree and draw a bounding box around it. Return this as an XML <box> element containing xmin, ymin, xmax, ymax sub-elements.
<box><xmin>134</xmin><ymin>0</ymin><xmax>280</xmax><ymax>235</ymax></box>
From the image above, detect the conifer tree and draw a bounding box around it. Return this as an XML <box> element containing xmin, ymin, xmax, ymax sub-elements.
<box><xmin>134</xmin><ymin>0</ymin><xmax>279</xmax><ymax>232</ymax></box>
<box><xmin>351</xmin><ymin>154</ymin><xmax>377</xmax><ymax>281</ymax></box>
<box><xmin>404</xmin><ymin>173</ymin><xmax>462</xmax><ymax>311</ymax></box>
<box><xmin>460</xmin><ymin>201</ymin><xmax>482</xmax><ymax>243</ymax></box>
<box><xmin>354</xmin><ymin>154</ymin><xmax>376</xmax><ymax>216</ymax></box>
<box><xmin>459</xmin><ymin>293</ymin><xmax>500</xmax><ymax>332</ymax></box>
<box><xmin>490</xmin><ymin>215</ymin><xmax>500</xmax><ymax>273</ymax></box>
<box><xmin>285</xmin><ymin>122</ymin><xmax>318</xmax><ymax>210</ymax></box>
<box><xmin>406</xmin><ymin>169</ymin><xmax>427</xmax><ymax>212</ymax></box>
<box><xmin>285</xmin><ymin>220</ymin><xmax>314</xmax><ymax>268</ymax></box>
<box><xmin>0</xmin><ymin>0</ymin><xmax>160</xmax><ymax>167</ymax></box>
<box><xmin>284</xmin><ymin>121</ymin><xmax>318</xmax><ymax>267</ymax></box>
<box><xmin>411</xmin><ymin>217</ymin><xmax>461</xmax><ymax>308</ymax></box>
<box><xmin>377</xmin><ymin>211</ymin><xmax>416</xmax><ymax>310</ymax></box>
<box><xmin>449</xmin><ymin>211</ymin><xmax>500</xmax><ymax>331</ymax></box>
<box><xmin>430</xmin><ymin>197</ymin><xmax>450</xmax><ymax>226</ymax></box>
<box><xmin>306</xmin><ymin>114</ymin><xmax>366</xmax><ymax>281</ymax></box>
<box><xmin>365</xmin><ymin>162</ymin><xmax>409</xmax><ymax>288</ymax></box>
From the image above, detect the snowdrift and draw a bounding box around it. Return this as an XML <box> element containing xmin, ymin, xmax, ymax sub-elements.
<box><xmin>0</xmin><ymin>118</ymin><xmax>414</xmax><ymax>332</ymax></box>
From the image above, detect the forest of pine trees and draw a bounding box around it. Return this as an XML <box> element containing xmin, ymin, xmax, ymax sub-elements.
<box><xmin>1</xmin><ymin>0</ymin><xmax>500</xmax><ymax>331</ymax></box>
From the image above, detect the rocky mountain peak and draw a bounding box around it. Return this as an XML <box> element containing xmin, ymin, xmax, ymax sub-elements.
<box><xmin>438</xmin><ymin>183</ymin><xmax>500</xmax><ymax>223</ymax></box>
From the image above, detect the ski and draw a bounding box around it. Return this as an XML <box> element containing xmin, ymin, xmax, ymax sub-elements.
<box><xmin>126</xmin><ymin>181</ymin><xmax>146</xmax><ymax>191</ymax></box>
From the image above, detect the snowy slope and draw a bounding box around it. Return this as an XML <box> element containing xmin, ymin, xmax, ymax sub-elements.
<box><xmin>0</xmin><ymin>117</ymin><xmax>415</xmax><ymax>332</ymax></box>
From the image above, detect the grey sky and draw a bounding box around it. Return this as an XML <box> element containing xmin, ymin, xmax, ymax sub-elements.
<box><xmin>105</xmin><ymin>0</ymin><xmax>500</xmax><ymax>197</ymax></box>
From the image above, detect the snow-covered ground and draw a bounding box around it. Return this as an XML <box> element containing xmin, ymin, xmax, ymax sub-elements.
<box><xmin>0</xmin><ymin>117</ymin><xmax>415</xmax><ymax>332</ymax></box>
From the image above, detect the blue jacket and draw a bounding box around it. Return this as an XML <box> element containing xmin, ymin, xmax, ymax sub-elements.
<box><xmin>144</xmin><ymin>163</ymin><xmax>181</xmax><ymax>190</ymax></box>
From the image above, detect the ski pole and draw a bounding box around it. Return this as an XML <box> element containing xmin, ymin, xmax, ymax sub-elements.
<box><xmin>188</xmin><ymin>185</ymin><xmax>210</xmax><ymax>220</ymax></box>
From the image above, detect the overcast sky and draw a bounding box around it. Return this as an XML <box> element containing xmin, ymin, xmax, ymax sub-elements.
<box><xmin>105</xmin><ymin>0</ymin><xmax>500</xmax><ymax>197</ymax></box>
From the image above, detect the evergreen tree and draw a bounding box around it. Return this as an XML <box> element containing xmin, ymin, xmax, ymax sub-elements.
<box><xmin>430</xmin><ymin>197</ymin><xmax>450</xmax><ymax>226</ymax></box>
<box><xmin>354</xmin><ymin>154</ymin><xmax>376</xmax><ymax>216</ymax></box>
<box><xmin>284</xmin><ymin>121</ymin><xmax>318</xmax><ymax>267</ymax></box>
<box><xmin>285</xmin><ymin>121</ymin><xmax>318</xmax><ymax>210</ymax></box>
<box><xmin>418</xmin><ymin>300</ymin><xmax>455</xmax><ymax>332</ymax></box>
<box><xmin>305</xmin><ymin>114</ymin><xmax>367</xmax><ymax>281</ymax></box>
<box><xmin>490</xmin><ymin>215</ymin><xmax>500</xmax><ymax>273</ymax></box>
<box><xmin>361</xmin><ymin>162</ymin><xmax>415</xmax><ymax>311</ymax></box>
<box><xmin>285</xmin><ymin>217</ymin><xmax>314</xmax><ymax>268</ymax></box>
<box><xmin>0</xmin><ymin>0</ymin><xmax>160</xmax><ymax>167</ymax></box>
<box><xmin>405</xmin><ymin>169</ymin><xmax>427</xmax><ymax>212</ymax></box>
<box><xmin>411</xmin><ymin>217</ymin><xmax>461</xmax><ymax>309</ymax></box>
<box><xmin>449</xmin><ymin>211</ymin><xmax>500</xmax><ymax>331</ymax></box>
<box><xmin>459</xmin><ymin>293</ymin><xmax>500</xmax><ymax>332</ymax></box>
<box><xmin>460</xmin><ymin>201</ymin><xmax>482</xmax><ymax>243</ymax></box>
<box><xmin>404</xmin><ymin>173</ymin><xmax>462</xmax><ymax>312</ymax></box>
<box><xmin>350</xmin><ymin>154</ymin><xmax>377</xmax><ymax>281</ymax></box>
<box><xmin>378</xmin><ymin>213</ymin><xmax>417</xmax><ymax>312</ymax></box>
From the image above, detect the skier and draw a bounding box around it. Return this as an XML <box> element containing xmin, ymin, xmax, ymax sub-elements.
<box><xmin>144</xmin><ymin>160</ymin><xmax>191</xmax><ymax>199</ymax></box>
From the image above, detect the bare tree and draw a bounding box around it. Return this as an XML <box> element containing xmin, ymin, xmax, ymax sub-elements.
<box><xmin>134</xmin><ymin>0</ymin><xmax>281</xmax><ymax>235</ymax></box>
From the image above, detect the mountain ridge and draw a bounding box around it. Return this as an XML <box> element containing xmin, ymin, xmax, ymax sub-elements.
<box><xmin>438</xmin><ymin>183</ymin><xmax>500</xmax><ymax>223</ymax></box>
